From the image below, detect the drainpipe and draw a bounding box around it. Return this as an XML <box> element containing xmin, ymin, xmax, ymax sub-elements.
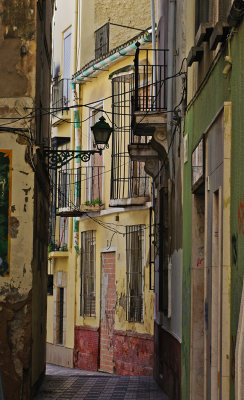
<box><xmin>71</xmin><ymin>83</ymin><xmax>81</xmax><ymax>255</ymax></box>
<box><xmin>167</xmin><ymin>0</ymin><xmax>176</xmax><ymax>179</ymax></box>
<box><xmin>150</xmin><ymin>0</ymin><xmax>157</xmax><ymax>107</ymax></box>
<box><xmin>72</xmin><ymin>0</ymin><xmax>80</xmax><ymax>255</ymax></box>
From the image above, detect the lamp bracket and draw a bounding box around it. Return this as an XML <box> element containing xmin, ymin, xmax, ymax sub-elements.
<box><xmin>44</xmin><ymin>149</ymin><xmax>102</xmax><ymax>169</ymax></box>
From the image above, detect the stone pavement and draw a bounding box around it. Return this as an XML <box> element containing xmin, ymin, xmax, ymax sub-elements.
<box><xmin>34</xmin><ymin>364</ymin><xmax>169</xmax><ymax>400</ymax></box>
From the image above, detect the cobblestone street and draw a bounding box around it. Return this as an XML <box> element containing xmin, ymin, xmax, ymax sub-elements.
<box><xmin>34</xmin><ymin>364</ymin><xmax>168</xmax><ymax>400</ymax></box>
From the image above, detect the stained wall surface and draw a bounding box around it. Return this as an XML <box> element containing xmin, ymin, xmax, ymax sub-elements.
<box><xmin>0</xmin><ymin>0</ymin><xmax>53</xmax><ymax>398</ymax></box>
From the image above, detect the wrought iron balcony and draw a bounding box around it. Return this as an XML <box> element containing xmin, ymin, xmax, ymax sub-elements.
<box><xmin>57</xmin><ymin>165</ymin><xmax>105</xmax><ymax>216</ymax></box>
<box><xmin>52</xmin><ymin>78</ymin><xmax>71</xmax><ymax>111</ymax></box>
<box><xmin>132</xmin><ymin>46</ymin><xmax>168</xmax><ymax>137</ymax></box>
<box><xmin>110</xmin><ymin>71</ymin><xmax>151</xmax><ymax>205</ymax></box>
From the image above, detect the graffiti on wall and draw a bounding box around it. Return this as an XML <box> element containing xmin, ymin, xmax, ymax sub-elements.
<box><xmin>238</xmin><ymin>195</ymin><xmax>244</xmax><ymax>234</ymax></box>
<box><xmin>0</xmin><ymin>150</ymin><xmax>11</xmax><ymax>277</ymax></box>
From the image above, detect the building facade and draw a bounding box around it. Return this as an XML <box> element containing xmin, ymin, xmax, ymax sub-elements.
<box><xmin>46</xmin><ymin>0</ymin><xmax>244</xmax><ymax>399</ymax></box>
<box><xmin>0</xmin><ymin>0</ymin><xmax>53</xmax><ymax>399</ymax></box>
<box><xmin>46</xmin><ymin>0</ymin><xmax>156</xmax><ymax>375</ymax></box>
<box><xmin>183</xmin><ymin>1</ymin><xmax>244</xmax><ymax>399</ymax></box>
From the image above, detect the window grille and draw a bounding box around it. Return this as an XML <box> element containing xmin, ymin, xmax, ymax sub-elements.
<box><xmin>49</xmin><ymin>167</ymin><xmax>57</xmax><ymax>249</ymax></box>
<box><xmin>80</xmin><ymin>231</ymin><xmax>96</xmax><ymax>317</ymax></box>
<box><xmin>111</xmin><ymin>73</ymin><xmax>150</xmax><ymax>200</ymax></box>
<box><xmin>95</xmin><ymin>23</ymin><xmax>109</xmax><ymax>59</ymax></box>
<box><xmin>126</xmin><ymin>225</ymin><xmax>145</xmax><ymax>322</ymax></box>
<box><xmin>52</xmin><ymin>79</ymin><xmax>71</xmax><ymax>110</ymax></box>
<box><xmin>56</xmin><ymin>166</ymin><xmax>104</xmax><ymax>211</ymax></box>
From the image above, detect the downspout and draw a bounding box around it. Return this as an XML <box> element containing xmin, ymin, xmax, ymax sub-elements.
<box><xmin>150</xmin><ymin>0</ymin><xmax>157</xmax><ymax>107</ymax></box>
<box><xmin>167</xmin><ymin>0</ymin><xmax>176</xmax><ymax>179</ymax></box>
<box><xmin>72</xmin><ymin>0</ymin><xmax>80</xmax><ymax>255</ymax></box>
<box><xmin>72</xmin><ymin>83</ymin><xmax>81</xmax><ymax>255</ymax></box>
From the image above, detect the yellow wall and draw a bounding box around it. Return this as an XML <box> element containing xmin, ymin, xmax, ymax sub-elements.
<box><xmin>47</xmin><ymin>0</ymin><xmax>155</xmax><ymax>357</ymax></box>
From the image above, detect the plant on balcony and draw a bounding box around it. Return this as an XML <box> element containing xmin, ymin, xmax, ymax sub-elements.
<box><xmin>61</xmin><ymin>243</ymin><xmax>68</xmax><ymax>251</ymax></box>
<box><xmin>84</xmin><ymin>198</ymin><xmax>103</xmax><ymax>206</ymax></box>
<box><xmin>48</xmin><ymin>242</ymin><xmax>58</xmax><ymax>252</ymax></box>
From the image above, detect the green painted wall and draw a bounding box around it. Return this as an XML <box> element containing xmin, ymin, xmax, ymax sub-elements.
<box><xmin>182</xmin><ymin>20</ymin><xmax>244</xmax><ymax>400</ymax></box>
<box><xmin>229</xmin><ymin>21</ymin><xmax>244</xmax><ymax>400</ymax></box>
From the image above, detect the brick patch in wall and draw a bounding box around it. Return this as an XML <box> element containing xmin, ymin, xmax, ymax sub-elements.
<box><xmin>113</xmin><ymin>330</ymin><xmax>154</xmax><ymax>376</ymax></box>
<box><xmin>100</xmin><ymin>252</ymin><xmax>116</xmax><ymax>373</ymax></box>
<box><xmin>73</xmin><ymin>326</ymin><xmax>99</xmax><ymax>371</ymax></box>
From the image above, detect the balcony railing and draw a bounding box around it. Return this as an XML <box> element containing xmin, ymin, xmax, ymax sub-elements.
<box><xmin>57</xmin><ymin>166</ymin><xmax>104</xmax><ymax>215</ymax></box>
<box><xmin>133</xmin><ymin>48</ymin><xmax>168</xmax><ymax>112</ymax></box>
<box><xmin>52</xmin><ymin>78</ymin><xmax>71</xmax><ymax>111</ymax></box>
<box><xmin>110</xmin><ymin>73</ymin><xmax>151</xmax><ymax>203</ymax></box>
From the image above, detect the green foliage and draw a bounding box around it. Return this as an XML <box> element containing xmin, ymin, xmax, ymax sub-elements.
<box><xmin>84</xmin><ymin>198</ymin><xmax>102</xmax><ymax>206</ymax></box>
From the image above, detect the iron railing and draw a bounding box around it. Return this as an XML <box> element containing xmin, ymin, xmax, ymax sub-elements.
<box><xmin>133</xmin><ymin>47</ymin><xmax>168</xmax><ymax>112</ymax></box>
<box><xmin>126</xmin><ymin>225</ymin><xmax>145</xmax><ymax>322</ymax></box>
<box><xmin>57</xmin><ymin>165</ymin><xmax>104</xmax><ymax>210</ymax></box>
<box><xmin>111</xmin><ymin>73</ymin><xmax>150</xmax><ymax>200</ymax></box>
<box><xmin>52</xmin><ymin>78</ymin><xmax>71</xmax><ymax>110</ymax></box>
<box><xmin>48</xmin><ymin>215</ymin><xmax>68</xmax><ymax>252</ymax></box>
<box><xmin>80</xmin><ymin>230</ymin><xmax>96</xmax><ymax>317</ymax></box>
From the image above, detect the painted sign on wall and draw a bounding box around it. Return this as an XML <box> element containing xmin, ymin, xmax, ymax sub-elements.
<box><xmin>0</xmin><ymin>150</ymin><xmax>11</xmax><ymax>277</ymax></box>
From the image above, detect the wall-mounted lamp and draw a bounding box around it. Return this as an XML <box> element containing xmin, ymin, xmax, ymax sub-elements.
<box><xmin>91</xmin><ymin>116</ymin><xmax>113</xmax><ymax>148</ymax></box>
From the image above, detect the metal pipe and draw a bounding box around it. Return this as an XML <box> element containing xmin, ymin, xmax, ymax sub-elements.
<box><xmin>72</xmin><ymin>83</ymin><xmax>81</xmax><ymax>255</ymax></box>
<box><xmin>72</xmin><ymin>0</ymin><xmax>80</xmax><ymax>255</ymax></box>
<box><xmin>134</xmin><ymin>42</ymin><xmax>140</xmax><ymax>111</ymax></box>
<box><xmin>73</xmin><ymin>35</ymin><xmax>152</xmax><ymax>83</ymax></box>
<box><xmin>167</xmin><ymin>0</ymin><xmax>176</xmax><ymax>178</ymax></box>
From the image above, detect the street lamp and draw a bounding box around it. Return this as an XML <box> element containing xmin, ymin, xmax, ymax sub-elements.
<box><xmin>44</xmin><ymin>116</ymin><xmax>112</xmax><ymax>169</ymax></box>
<box><xmin>91</xmin><ymin>116</ymin><xmax>113</xmax><ymax>147</ymax></box>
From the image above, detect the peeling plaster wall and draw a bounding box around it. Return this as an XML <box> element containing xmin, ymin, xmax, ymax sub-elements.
<box><xmin>0</xmin><ymin>0</ymin><xmax>53</xmax><ymax>398</ymax></box>
<box><xmin>0</xmin><ymin>135</ymin><xmax>35</xmax><ymax>400</ymax></box>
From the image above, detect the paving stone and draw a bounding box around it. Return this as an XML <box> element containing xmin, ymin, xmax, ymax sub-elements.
<box><xmin>34</xmin><ymin>364</ymin><xmax>168</xmax><ymax>400</ymax></box>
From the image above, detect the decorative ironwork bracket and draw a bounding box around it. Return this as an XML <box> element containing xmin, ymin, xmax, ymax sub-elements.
<box><xmin>44</xmin><ymin>149</ymin><xmax>102</xmax><ymax>169</ymax></box>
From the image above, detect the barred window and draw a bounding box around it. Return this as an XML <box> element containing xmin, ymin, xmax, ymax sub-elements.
<box><xmin>80</xmin><ymin>231</ymin><xmax>96</xmax><ymax>316</ymax></box>
<box><xmin>126</xmin><ymin>225</ymin><xmax>145</xmax><ymax>322</ymax></box>
<box><xmin>111</xmin><ymin>73</ymin><xmax>150</xmax><ymax>200</ymax></box>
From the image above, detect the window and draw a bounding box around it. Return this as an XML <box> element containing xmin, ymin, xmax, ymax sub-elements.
<box><xmin>49</xmin><ymin>167</ymin><xmax>57</xmax><ymax>249</ymax></box>
<box><xmin>47</xmin><ymin>274</ymin><xmax>53</xmax><ymax>296</ymax></box>
<box><xmin>63</xmin><ymin>28</ymin><xmax>71</xmax><ymax>105</ymax></box>
<box><xmin>111</xmin><ymin>73</ymin><xmax>150</xmax><ymax>200</ymax></box>
<box><xmin>126</xmin><ymin>225</ymin><xmax>145</xmax><ymax>322</ymax></box>
<box><xmin>195</xmin><ymin>0</ymin><xmax>209</xmax><ymax>33</ymax></box>
<box><xmin>80</xmin><ymin>231</ymin><xmax>96</xmax><ymax>316</ymax></box>
<box><xmin>57</xmin><ymin>287</ymin><xmax>64</xmax><ymax>344</ymax></box>
<box><xmin>95</xmin><ymin>23</ymin><xmax>109</xmax><ymax>59</ymax></box>
<box><xmin>59</xmin><ymin>217</ymin><xmax>68</xmax><ymax>250</ymax></box>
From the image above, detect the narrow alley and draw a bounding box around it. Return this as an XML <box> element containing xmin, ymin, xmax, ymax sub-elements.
<box><xmin>34</xmin><ymin>364</ymin><xmax>168</xmax><ymax>400</ymax></box>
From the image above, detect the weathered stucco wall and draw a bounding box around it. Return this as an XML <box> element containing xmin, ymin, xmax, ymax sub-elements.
<box><xmin>0</xmin><ymin>0</ymin><xmax>52</xmax><ymax>398</ymax></box>
<box><xmin>0</xmin><ymin>135</ymin><xmax>35</xmax><ymax>400</ymax></box>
